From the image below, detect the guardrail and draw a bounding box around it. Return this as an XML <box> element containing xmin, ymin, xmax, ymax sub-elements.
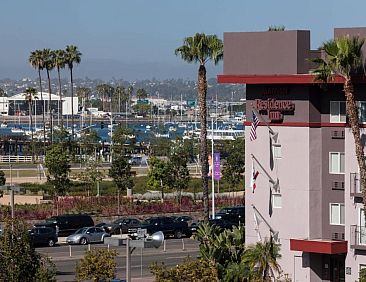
<box><xmin>0</xmin><ymin>155</ymin><xmax>44</xmax><ymax>163</ymax></box>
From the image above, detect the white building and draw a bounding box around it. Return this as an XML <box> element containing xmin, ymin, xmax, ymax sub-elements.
<box><xmin>6</xmin><ymin>92</ymin><xmax>78</xmax><ymax>116</ymax></box>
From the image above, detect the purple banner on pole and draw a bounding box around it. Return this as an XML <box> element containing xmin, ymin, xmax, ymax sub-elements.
<box><xmin>214</xmin><ymin>152</ymin><xmax>221</xmax><ymax>180</ymax></box>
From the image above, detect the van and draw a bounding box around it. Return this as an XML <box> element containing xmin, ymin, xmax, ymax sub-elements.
<box><xmin>34</xmin><ymin>214</ymin><xmax>94</xmax><ymax>237</ymax></box>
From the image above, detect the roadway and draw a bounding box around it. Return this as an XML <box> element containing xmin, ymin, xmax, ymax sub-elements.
<box><xmin>37</xmin><ymin>238</ymin><xmax>200</xmax><ymax>281</ymax></box>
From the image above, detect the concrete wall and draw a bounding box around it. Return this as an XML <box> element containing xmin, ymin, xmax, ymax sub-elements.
<box><xmin>345</xmin><ymin>128</ymin><xmax>366</xmax><ymax>281</ymax></box>
<box><xmin>223</xmin><ymin>30</ymin><xmax>310</xmax><ymax>75</ymax></box>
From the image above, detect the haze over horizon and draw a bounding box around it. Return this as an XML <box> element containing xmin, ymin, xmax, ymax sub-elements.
<box><xmin>1</xmin><ymin>0</ymin><xmax>365</xmax><ymax>81</ymax></box>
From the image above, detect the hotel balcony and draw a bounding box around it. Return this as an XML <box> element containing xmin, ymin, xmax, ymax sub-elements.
<box><xmin>350</xmin><ymin>225</ymin><xmax>366</xmax><ymax>250</ymax></box>
<box><xmin>350</xmin><ymin>172</ymin><xmax>362</xmax><ymax>198</ymax></box>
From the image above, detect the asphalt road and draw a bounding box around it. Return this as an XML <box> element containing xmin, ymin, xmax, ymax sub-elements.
<box><xmin>37</xmin><ymin>238</ymin><xmax>200</xmax><ymax>282</ymax></box>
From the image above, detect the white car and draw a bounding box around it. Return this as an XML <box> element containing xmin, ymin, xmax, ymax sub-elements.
<box><xmin>66</xmin><ymin>227</ymin><xmax>110</xmax><ymax>245</ymax></box>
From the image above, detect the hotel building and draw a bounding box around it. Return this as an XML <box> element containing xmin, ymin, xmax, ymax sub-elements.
<box><xmin>218</xmin><ymin>27</ymin><xmax>366</xmax><ymax>281</ymax></box>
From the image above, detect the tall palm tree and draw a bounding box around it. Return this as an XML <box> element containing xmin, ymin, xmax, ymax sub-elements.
<box><xmin>115</xmin><ymin>85</ymin><xmax>125</xmax><ymax>113</ymax></box>
<box><xmin>42</xmin><ymin>48</ymin><xmax>54</xmax><ymax>143</ymax></box>
<box><xmin>175</xmin><ymin>33</ymin><xmax>223</xmax><ymax>222</ymax></box>
<box><xmin>136</xmin><ymin>88</ymin><xmax>147</xmax><ymax>100</ymax></box>
<box><xmin>29</xmin><ymin>50</ymin><xmax>46</xmax><ymax>155</ymax></box>
<box><xmin>23</xmin><ymin>87</ymin><xmax>38</xmax><ymax>163</ymax></box>
<box><xmin>0</xmin><ymin>88</ymin><xmax>7</xmax><ymax>97</ymax></box>
<box><xmin>126</xmin><ymin>85</ymin><xmax>134</xmax><ymax>127</ymax></box>
<box><xmin>312</xmin><ymin>36</ymin><xmax>366</xmax><ymax>212</ymax></box>
<box><xmin>243</xmin><ymin>240</ymin><xmax>282</xmax><ymax>280</ymax></box>
<box><xmin>52</xmin><ymin>49</ymin><xmax>66</xmax><ymax>128</ymax></box>
<box><xmin>65</xmin><ymin>45</ymin><xmax>82</xmax><ymax>140</ymax></box>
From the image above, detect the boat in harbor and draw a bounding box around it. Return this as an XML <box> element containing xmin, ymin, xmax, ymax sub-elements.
<box><xmin>183</xmin><ymin>128</ymin><xmax>244</xmax><ymax>141</ymax></box>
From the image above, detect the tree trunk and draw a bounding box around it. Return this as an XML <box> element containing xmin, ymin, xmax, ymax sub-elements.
<box><xmin>198</xmin><ymin>64</ymin><xmax>209</xmax><ymax>222</ymax></box>
<box><xmin>57</xmin><ymin>67</ymin><xmax>64</xmax><ymax>128</ymax></box>
<box><xmin>47</xmin><ymin>69</ymin><xmax>53</xmax><ymax>144</ymax></box>
<box><xmin>29</xmin><ymin>101</ymin><xmax>34</xmax><ymax>163</ymax></box>
<box><xmin>344</xmin><ymin>78</ymin><xmax>366</xmax><ymax>217</ymax></box>
<box><xmin>70</xmin><ymin>67</ymin><xmax>75</xmax><ymax>140</ymax></box>
<box><xmin>38</xmin><ymin>69</ymin><xmax>46</xmax><ymax>157</ymax></box>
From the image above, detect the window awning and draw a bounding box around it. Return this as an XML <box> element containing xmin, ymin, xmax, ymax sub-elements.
<box><xmin>290</xmin><ymin>239</ymin><xmax>347</xmax><ymax>254</ymax></box>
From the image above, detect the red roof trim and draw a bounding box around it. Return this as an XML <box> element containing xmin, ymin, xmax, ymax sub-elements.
<box><xmin>290</xmin><ymin>239</ymin><xmax>347</xmax><ymax>254</ymax></box>
<box><xmin>243</xmin><ymin>121</ymin><xmax>349</xmax><ymax>128</ymax></box>
<box><xmin>217</xmin><ymin>74</ymin><xmax>348</xmax><ymax>84</ymax></box>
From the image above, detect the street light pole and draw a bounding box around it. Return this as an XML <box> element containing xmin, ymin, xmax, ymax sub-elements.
<box><xmin>9</xmin><ymin>164</ymin><xmax>14</xmax><ymax>219</ymax></box>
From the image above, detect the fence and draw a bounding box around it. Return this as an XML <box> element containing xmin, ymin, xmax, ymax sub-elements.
<box><xmin>0</xmin><ymin>155</ymin><xmax>44</xmax><ymax>163</ymax></box>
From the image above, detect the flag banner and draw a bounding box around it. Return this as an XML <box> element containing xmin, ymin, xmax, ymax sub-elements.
<box><xmin>250</xmin><ymin>110</ymin><xmax>260</xmax><ymax>141</ymax></box>
<box><xmin>250</xmin><ymin>159</ymin><xmax>259</xmax><ymax>193</ymax></box>
<box><xmin>208</xmin><ymin>154</ymin><xmax>213</xmax><ymax>177</ymax></box>
<box><xmin>214</xmin><ymin>152</ymin><xmax>221</xmax><ymax>181</ymax></box>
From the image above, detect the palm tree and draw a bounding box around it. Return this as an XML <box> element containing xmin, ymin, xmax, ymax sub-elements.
<box><xmin>115</xmin><ymin>85</ymin><xmax>125</xmax><ymax>113</ymax></box>
<box><xmin>126</xmin><ymin>85</ymin><xmax>134</xmax><ymax>127</ymax></box>
<box><xmin>23</xmin><ymin>87</ymin><xmax>38</xmax><ymax>163</ymax></box>
<box><xmin>42</xmin><ymin>48</ymin><xmax>54</xmax><ymax>143</ymax></box>
<box><xmin>52</xmin><ymin>49</ymin><xmax>66</xmax><ymax>128</ymax></box>
<box><xmin>175</xmin><ymin>33</ymin><xmax>223</xmax><ymax>222</ymax></box>
<box><xmin>136</xmin><ymin>88</ymin><xmax>147</xmax><ymax>100</ymax></box>
<box><xmin>65</xmin><ymin>45</ymin><xmax>82</xmax><ymax>140</ymax></box>
<box><xmin>96</xmin><ymin>84</ymin><xmax>114</xmax><ymax>112</ymax></box>
<box><xmin>243</xmin><ymin>240</ymin><xmax>282</xmax><ymax>280</ymax></box>
<box><xmin>312</xmin><ymin>36</ymin><xmax>366</xmax><ymax>212</ymax></box>
<box><xmin>0</xmin><ymin>88</ymin><xmax>7</xmax><ymax>97</ymax></box>
<box><xmin>29</xmin><ymin>50</ymin><xmax>46</xmax><ymax>155</ymax></box>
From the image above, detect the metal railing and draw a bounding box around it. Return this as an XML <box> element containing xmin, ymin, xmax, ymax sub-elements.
<box><xmin>350</xmin><ymin>172</ymin><xmax>362</xmax><ymax>197</ymax></box>
<box><xmin>0</xmin><ymin>155</ymin><xmax>44</xmax><ymax>163</ymax></box>
<box><xmin>350</xmin><ymin>225</ymin><xmax>366</xmax><ymax>249</ymax></box>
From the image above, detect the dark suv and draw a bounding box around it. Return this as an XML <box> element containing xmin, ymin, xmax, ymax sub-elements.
<box><xmin>34</xmin><ymin>214</ymin><xmax>94</xmax><ymax>237</ymax></box>
<box><xmin>29</xmin><ymin>227</ymin><xmax>58</xmax><ymax>247</ymax></box>
<box><xmin>215</xmin><ymin>206</ymin><xmax>245</xmax><ymax>226</ymax></box>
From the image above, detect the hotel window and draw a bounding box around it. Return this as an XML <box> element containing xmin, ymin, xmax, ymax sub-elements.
<box><xmin>329</xmin><ymin>152</ymin><xmax>345</xmax><ymax>174</ymax></box>
<box><xmin>272</xmin><ymin>194</ymin><xmax>282</xmax><ymax>208</ymax></box>
<box><xmin>330</xmin><ymin>203</ymin><xmax>345</xmax><ymax>225</ymax></box>
<box><xmin>330</xmin><ymin>101</ymin><xmax>346</xmax><ymax>123</ymax></box>
<box><xmin>272</xmin><ymin>143</ymin><xmax>282</xmax><ymax>159</ymax></box>
<box><xmin>359</xmin><ymin>102</ymin><xmax>366</xmax><ymax>123</ymax></box>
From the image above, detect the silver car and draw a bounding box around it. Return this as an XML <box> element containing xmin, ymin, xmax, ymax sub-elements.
<box><xmin>66</xmin><ymin>227</ymin><xmax>110</xmax><ymax>245</ymax></box>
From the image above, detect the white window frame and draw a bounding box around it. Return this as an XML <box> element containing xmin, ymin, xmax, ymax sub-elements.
<box><xmin>329</xmin><ymin>152</ymin><xmax>345</xmax><ymax>174</ymax></box>
<box><xmin>329</xmin><ymin>203</ymin><xmax>345</xmax><ymax>226</ymax></box>
<box><xmin>272</xmin><ymin>193</ymin><xmax>282</xmax><ymax>208</ymax></box>
<box><xmin>330</xmin><ymin>101</ymin><xmax>346</xmax><ymax>123</ymax></box>
<box><xmin>272</xmin><ymin>143</ymin><xmax>282</xmax><ymax>159</ymax></box>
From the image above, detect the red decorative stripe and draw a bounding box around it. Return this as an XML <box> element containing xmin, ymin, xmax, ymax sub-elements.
<box><xmin>217</xmin><ymin>74</ymin><xmax>366</xmax><ymax>84</ymax></box>
<box><xmin>243</xmin><ymin>121</ymin><xmax>355</xmax><ymax>128</ymax></box>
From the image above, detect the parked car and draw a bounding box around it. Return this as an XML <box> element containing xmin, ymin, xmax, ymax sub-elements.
<box><xmin>98</xmin><ymin>218</ymin><xmax>141</xmax><ymax>234</ymax></box>
<box><xmin>28</xmin><ymin>227</ymin><xmax>58</xmax><ymax>247</ymax></box>
<box><xmin>190</xmin><ymin>218</ymin><xmax>234</xmax><ymax>233</ymax></box>
<box><xmin>34</xmin><ymin>214</ymin><xmax>94</xmax><ymax>237</ymax></box>
<box><xmin>215</xmin><ymin>206</ymin><xmax>245</xmax><ymax>226</ymax></box>
<box><xmin>66</xmin><ymin>227</ymin><xmax>110</xmax><ymax>245</ymax></box>
<box><xmin>128</xmin><ymin>216</ymin><xmax>191</xmax><ymax>239</ymax></box>
<box><xmin>174</xmin><ymin>215</ymin><xmax>198</xmax><ymax>235</ymax></box>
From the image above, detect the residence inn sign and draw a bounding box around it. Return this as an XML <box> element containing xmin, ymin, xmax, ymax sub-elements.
<box><xmin>256</xmin><ymin>98</ymin><xmax>295</xmax><ymax>122</ymax></box>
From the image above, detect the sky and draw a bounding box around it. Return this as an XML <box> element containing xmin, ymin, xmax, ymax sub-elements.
<box><xmin>0</xmin><ymin>0</ymin><xmax>366</xmax><ymax>81</ymax></box>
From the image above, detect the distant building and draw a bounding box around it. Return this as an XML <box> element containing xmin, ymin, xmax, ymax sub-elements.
<box><xmin>4</xmin><ymin>92</ymin><xmax>78</xmax><ymax>116</ymax></box>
